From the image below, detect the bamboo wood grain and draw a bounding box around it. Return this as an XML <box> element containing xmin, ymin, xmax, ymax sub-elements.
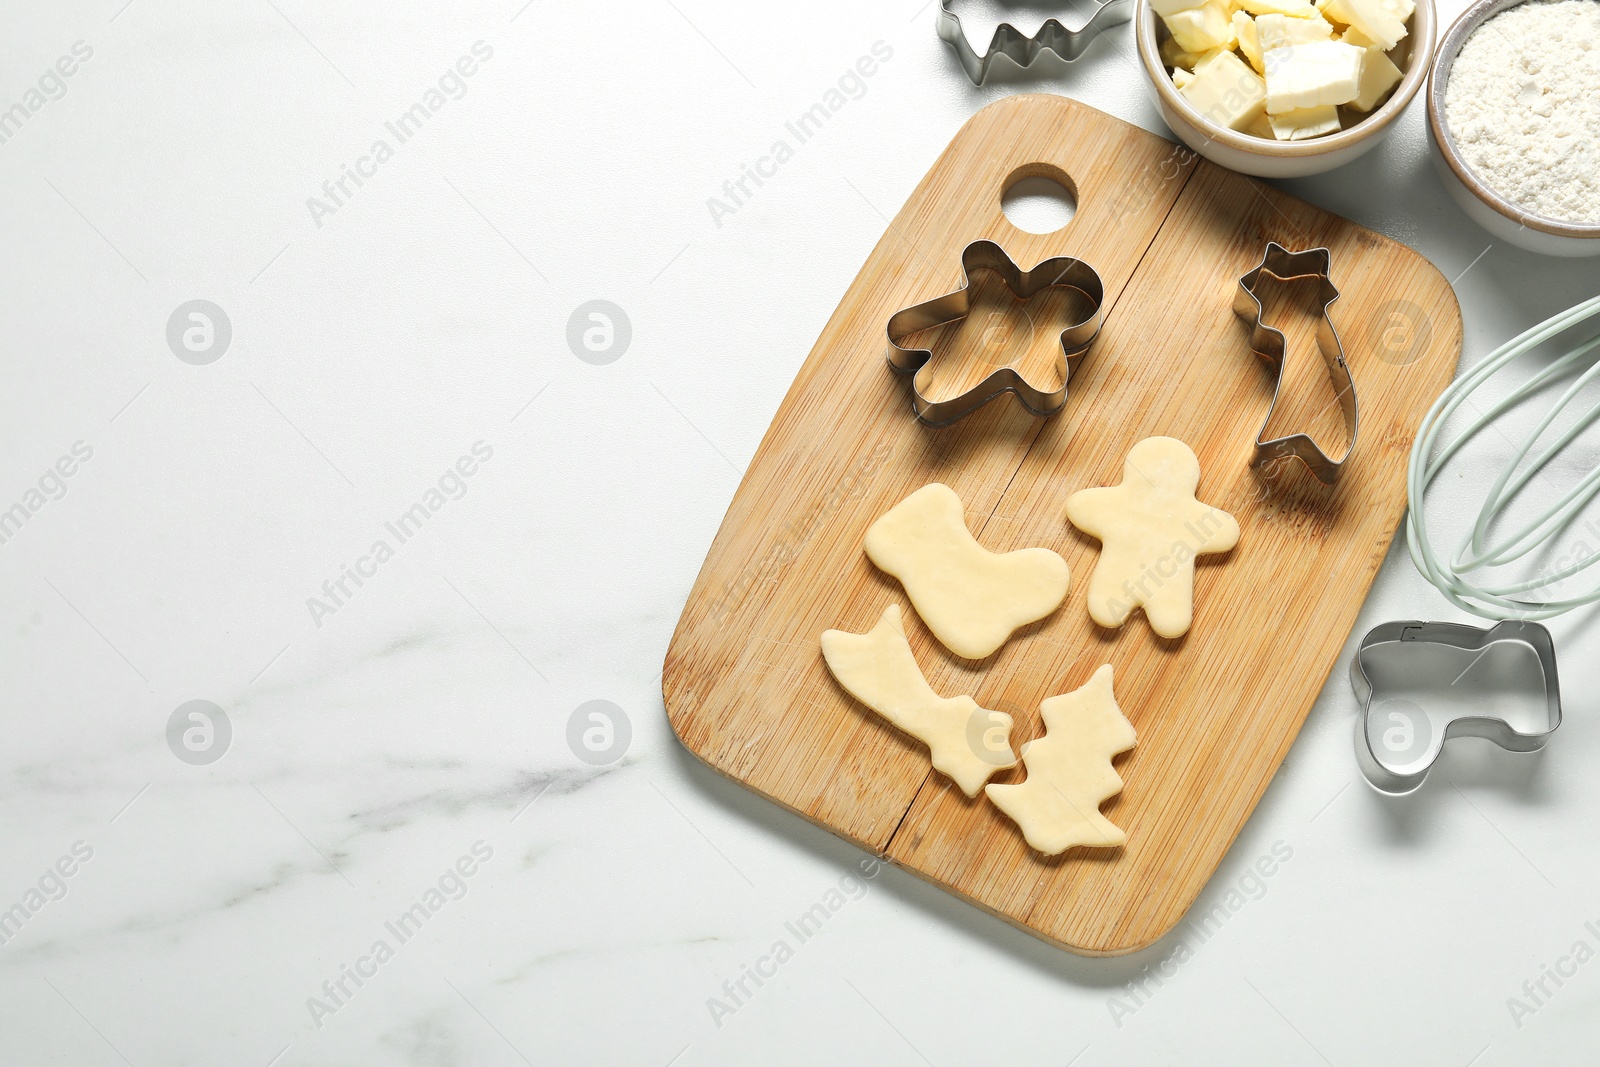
<box><xmin>662</xmin><ymin>95</ymin><xmax>1461</xmax><ymax>956</ymax></box>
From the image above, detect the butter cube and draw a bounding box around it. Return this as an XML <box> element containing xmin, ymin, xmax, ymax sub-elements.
<box><xmin>1243</xmin><ymin>109</ymin><xmax>1277</xmax><ymax>139</ymax></box>
<box><xmin>1236</xmin><ymin>0</ymin><xmax>1319</xmax><ymax>15</ymax></box>
<box><xmin>1380</xmin><ymin>0</ymin><xmax>1414</xmax><ymax>20</ymax></box>
<box><xmin>1173</xmin><ymin>67</ymin><xmax>1196</xmax><ymax>89</ymax></box>
<box><xmin>1152</xmin><ymin>0</ymin><xmax>1209</xmax><ymax>15</ymax></box>
<box><xmin>1263</xmin><ymin>39</ymin><xmax>1365</xmax><ymax>113</ymax></box>
<box><xmin>1166</xmin><ymin>0</ymin><xmax>1238</xmax><ymax>53</ymax></box>
<box><xmin>1180</xmin><ymin>48</ymin><xmax>1268</xmax><ymax>130</ymax></box>
<box><xmin>1257</xmin><ymin>12</ymin><xmax>1333</xmax><ymax>50</ymax></box>
<box><xmin>1339</xmin><ymin>25</ymin><xmax>1380</xmax><ymax>48</ymax></box>
<box><xmin>1348</xmin><ymin>46</ymin><xmax>1402</xmax><ymax>109</ymax></box>
<box><xmin>1268</xmin><ymin>104</ymin><xmax>1342</xmax><ymax>139</ymax></box>
<box><xmin>1234</xmin><ymin>11</ymin><xmax>1265</xmax><ymax>73</ymax></box>
<box><xmin>1162</xmin><ymin>35</ymin><xmax>1226</xmax><ymax>70</ymax></box>
<box><xmin>1321</xmin><ymin>0</ymin><xmax>1407</xmax><ymax>50</ymax></box>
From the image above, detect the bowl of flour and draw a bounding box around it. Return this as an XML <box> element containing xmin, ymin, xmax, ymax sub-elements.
<box><xmin>1429</xmin><ymin>0</ymin><xmax>1600</xmax><ymax>257</ymax></box>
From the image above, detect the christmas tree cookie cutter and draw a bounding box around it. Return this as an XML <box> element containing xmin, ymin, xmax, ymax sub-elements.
<box><xmin>936</xmin><ymin>0</ymin><xmax>1134</xmax><ymax>85</ymax></box>
<box><xmin>1349</xmin><ymin>620</ymin><xmax>1562</xmax><ymax>795</ymax></box>
<box><xmin>1232</xmin><ymin>243</ymin><xmax>1360</xmax><ymax>485</ymax></box>
<box><xmin>885</xmin><ymin>239</ymin><xmax>1104</xmax><ymax>428</ymax></box>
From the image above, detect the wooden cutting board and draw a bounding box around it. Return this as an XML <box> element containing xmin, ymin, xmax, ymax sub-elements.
<box><xmin>662</xmin><ymin>95</ymin><xmax>1461</xmax><ymax>956</ymax></box>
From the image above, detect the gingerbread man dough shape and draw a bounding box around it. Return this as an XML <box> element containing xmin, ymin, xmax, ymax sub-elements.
<box><xmin>985</xmin><ymin>664</ymin><xmax>1136</xmax><ymax>855</ymax></box>
<box><xmin>865</xmin><ymin>483</ymin><xmax>1070</xmax><ymax>660</ymax></box>
<box><xmin>1065</xmin><ymin>437</ymin><xmax>1239</xmax><ymax>639</ymax></box>
<box><xmin>821</xmin><ymin>604</ymin><xmax>1017</xmax><ymax>796</ymax></box>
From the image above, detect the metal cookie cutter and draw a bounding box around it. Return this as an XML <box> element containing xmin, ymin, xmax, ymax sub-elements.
<box><xmin>1233</xmin><ymin>243</ymin><xmax>1360</xmax><ymax>485</ymax></box>
<box><xmin>937</xmin><ymin>0</ymin><xmax>1134</xmax><ymax>85</ymax></box>
<box><xmin>1349</xmin><ymin>620</ymin><xmax>1562</xmax><ymax>795</ymax></box>
<box><xmin>886</xmin><ymin>239</ymin><xmax>1104</xmax><ymax>428</ymax></box>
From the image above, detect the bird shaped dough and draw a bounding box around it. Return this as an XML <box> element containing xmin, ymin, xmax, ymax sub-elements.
<box><xmin>821</xmin><ymin>604</ymin><xmax>1017</xmax><ymax>796</ymax></box>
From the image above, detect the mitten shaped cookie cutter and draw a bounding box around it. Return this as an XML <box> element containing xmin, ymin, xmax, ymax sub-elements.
<box><xmin>1349</xmin><ymin>620</ymin><xmax>1562</xmax><ymax>795</ymax></box>
<box><xmin>1233</xmin><ymin>243</ymin><xmax>1360</xmax><ymax>485</ymax></box>
<box><xmin>886</xmin><ymin>240</ymin><xmax>1104</xmax><ymax>428</ymax></box>
<box><xmin>937</xmin><ymin>0</ymin><xmax>1134</xmax><ymax>85</ymax></box>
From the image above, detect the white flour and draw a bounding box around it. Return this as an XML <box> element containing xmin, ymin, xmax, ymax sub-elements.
<box><xmin>1444</xmin><ymin>0</ymin><xmax>1600</xmax><ymax>224</ymax></box>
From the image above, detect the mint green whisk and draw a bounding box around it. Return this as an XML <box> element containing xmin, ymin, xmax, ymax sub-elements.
<box><xmin>1407</xmin><ymin>295</ymin><xmax>1600</xmax><ymax>620</ymax></box>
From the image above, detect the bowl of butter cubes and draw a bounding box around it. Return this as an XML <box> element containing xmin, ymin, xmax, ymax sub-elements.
<box><xmin>1135</xmin><ymin>0</ymin><xmax>1435</xmax><ymax>177</ymax></box>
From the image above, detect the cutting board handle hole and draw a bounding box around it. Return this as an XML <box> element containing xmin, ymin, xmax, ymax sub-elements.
<box><xmin>1001</xmin><ymin>164</ymin><xmax>1077</xmax><ymax>235</ymax></box>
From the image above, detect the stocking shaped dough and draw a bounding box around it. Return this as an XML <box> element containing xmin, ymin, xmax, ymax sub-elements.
<box><xmin>821</xmin><ymin>604</ymin><xmax>1017</xmax><ymax>796</ymax></box>
<box><xmin>1065</xmin><ymin>437</ymin><xmax>1239</xmax><ymax>638</ymax></box>
<box><xmin>985</xmin><ymin>664</ymin><xmax>1135</xmax><ymax>855</ymax></box>
<box><xmin>864</xmin><ymin>483</ymin><xmax>1070</xmax><ymax>660</ymax></box>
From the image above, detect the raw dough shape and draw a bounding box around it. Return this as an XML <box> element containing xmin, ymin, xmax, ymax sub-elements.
<box><xmin>985</xmin><ymin>664</ymin><xmax>1136</xmax><ymax>855</ymax></box>
<box><xmin>864</xmin><ymin>483</ymin><xmax>1070</xmax><ymax>660</ymax></box>
<box><xmin>1065</xmin><ymin>436</ymin><xmax>1239</xmax><ymax>638</ymax></box>
<box><xmin>821</xmin><ymin>604</ymin><xmax>1017</xmax><ymax>796</ymax></box>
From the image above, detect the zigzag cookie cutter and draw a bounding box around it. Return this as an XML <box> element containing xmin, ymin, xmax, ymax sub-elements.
<box><xmin>886</xmin><ymin>239</ymin><xmax>1104</xmax><ymax>428</ymax></box>
<box><xmin>1349</xmin><ymin>620</ymin><xmax>1562</xmax><ymax>795</ymax></box>
<box><xmin>936</xmin><ymin>0</ymin><xmax>1134</xmax><ymax>85</ymax></box>
<box><xmin>1232</xmin><ymin>243</ymin><xmax>1360</xmax><ymax>485</ymax></box>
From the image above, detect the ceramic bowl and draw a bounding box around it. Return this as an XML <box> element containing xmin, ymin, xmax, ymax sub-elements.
<box><xmin>1134</xmin><ymin>0</ymin><xmax>1436</xmax><ymax>178</ymax></box>
<box><xmin>1428</xmin><ymin>0</ymin><xmax>1600</xmax><ymax>258</ymax></box>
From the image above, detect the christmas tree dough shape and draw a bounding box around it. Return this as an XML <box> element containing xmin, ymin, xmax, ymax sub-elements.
<box><xmin>821</xmin><ymin>604</ymin><xmax>1017</xmax><ymax>796</ymax></box>
<box><xmin>1065</xmin><ymin>437</ymin><xmax>1239</xmax><ymax>638</ymax></box>
<box><xmin>864</xmin><ymin>483</ymin><xmax>1070</xmax><ymax>660</ymax></box>
<box><xmin>986</xmin><ymin>664</ymin><xmax>1136</xmax><ymax>855</ymax></box>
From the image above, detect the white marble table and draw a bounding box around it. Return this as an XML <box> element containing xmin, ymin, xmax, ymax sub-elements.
<box><xmin>3</xmin><ymin>1</ymin><xmax>1600</xmax><ymax>1063</ymax></box>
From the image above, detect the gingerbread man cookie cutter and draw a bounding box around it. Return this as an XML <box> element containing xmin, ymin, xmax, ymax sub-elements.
<box><xmin>936</xmin><ymin>0</ymin><xmax>1134</xmax><ymax>85</ymax></box>
<box><xmin>886</xmin><ymin>240</ymin><xmax>1105</xmax><ymax>428</ymax></box>
<box><xmin>1232</xmin><ymin>243</ymin><xmax>1360</xmax><ymax>485</ymax></box>
<box><xmin>1349</xmin><ymin>620</ymin><xmax>1562</xmax><ymax>795</ymax></box>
